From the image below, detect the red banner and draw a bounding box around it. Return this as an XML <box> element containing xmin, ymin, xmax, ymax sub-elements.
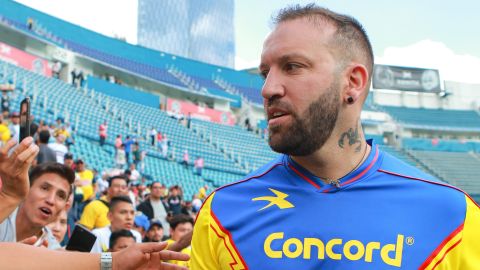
<box><xmin>0</xmin><ymin>42</ymin><xmax>52</xmax><ymax>77</ymax></box>
<box><xmin>167</xmin><ymin>98</ymin><xmax>236</xmax><ymax>125</ymax></box>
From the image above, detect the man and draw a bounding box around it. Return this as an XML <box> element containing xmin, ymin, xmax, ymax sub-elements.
<box><xmin>75</xmin><ymin>159</ymin><xmax>94</xmax><ymax>202</ymax></box>
<box><xmin>133</xmin><ymin>213</ymin><xmax>150</xmax><ymax>240</ymax></box>
<box><xmin>190</xmin><ymin>4</ymin><xmax>480</xmax><ymax>270</ymax></box>
<box><xmin>90</xmin><ymin>196</ymin><xmax>142</xmax><ymax>253</ymax></box>
<box><xmin>99</xmin><ymin>121</ymin><xmax>107</xmax><ymax>147</ymax></box>
<box><xmin>36</xmin><ymin>130</ymin><xmax>56</xmax><ymax>165</ymax></box>
<box><xmin>7</xmin><ymin>112</ymin><xmax>19</xmax><ymax>142</ymax></box>
<box><xmin>0</xmin><ymin>162</ymin><xmax>75</xmax><ymax>249</ymax></box>
<box><xmin>137</xmin><ymin>181</ymin><xmax>170</xmax><ymax>236</ymax></box>
<box><xmin>64</xmin><ymin>152</ymin><xmax>75</xmax><ymax>170</ymax></box>
<box><xmin>144</xmin><ymin>219</ymin><xmax>164</xmax><ymax>242</ymax></box>
<box><xmin>79</xmin><ymin>175</ymin><xmax>128</xmax><ymax>230</ymax></box>
<box><xmin>48</xmin><ymin>134</ymin><xmax>68</xmax><ymax>164</ymax></box>
<box><xmin>166</xmin><ymin>214</ymin><xmax>193</xmax><ymax>267</ymax></box>
<box><xmin>108</xmin><ymin>229</ymin><xmax>136</xmax><ymax>252</ymax></box>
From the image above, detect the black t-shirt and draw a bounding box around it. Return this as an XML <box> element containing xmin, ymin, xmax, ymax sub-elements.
<box><xmin>167</xmin><ymin>195</ymin><xmax>182</xmax><ymax>215</ymax></box>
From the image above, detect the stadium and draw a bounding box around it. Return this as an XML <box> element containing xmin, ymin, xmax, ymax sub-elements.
<box><xmin>0</xmin><ymin>0</ymin><xmax>479</xmax><ymax>268</ymax></box>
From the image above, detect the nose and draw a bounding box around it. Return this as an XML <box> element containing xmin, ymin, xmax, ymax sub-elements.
<box><xmin>45</xmin><ymin>191</ymin><xmax>56</xmax><ymax>206</ymax></box>
<box><xmin>261</xmin><ymin>69</ymin><xmax>285</xmax><ymax>101</ymax></box>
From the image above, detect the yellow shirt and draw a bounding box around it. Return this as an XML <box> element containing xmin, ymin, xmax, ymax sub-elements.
<box><xmin>78</xmin><ymin>169</ymin><xmax>94</xmax><ymax>201</ymax></box>
<box><xmin>79</xmin><ymin>199</ymin><xmax>110</xmax><ymax>230</ymax></box>
<box><xmin>166</xmin><ymin>239</ymin><xmax>191</xmax><ymax>267</ymax></box>
<box><xmin>0</xmin><ymin>124</ymin><xmax>11</xmax><ymax>142</ymax></box>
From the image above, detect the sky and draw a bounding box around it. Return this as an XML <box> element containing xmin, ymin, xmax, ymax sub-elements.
<box><xmin>13</xmin><ymin>0</ymin><xmax>480</xmax><ymax>84</ymax></box>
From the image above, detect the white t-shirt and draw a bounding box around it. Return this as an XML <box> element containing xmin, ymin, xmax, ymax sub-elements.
<box><xmin>0</xmin><ymin>207</ymin><xmax>61</xmax><ymax>249</ymax></box>
<box><xmin>90</xmin><ymin>226</ymin><xmax>142</xmax><ymax>253</ymax></box>
<box><xmin>151</xmin><ymin>199</ymin><xmax>170</xmax><ymax>236</ymax></box>
<box><xmin>48</xmin><ymin>142</ymin><xmax>69</xmax><ymax>164</ymax></box>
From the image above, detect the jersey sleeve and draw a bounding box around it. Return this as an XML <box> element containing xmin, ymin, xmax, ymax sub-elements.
<box><xmin>420</xmin><ymin>195</ymin><xmax>480</xmax><ymax>269</ymax></box>
<box><xmin>190</xmin><ymin>192</ymin><xmax>247</xmax><ymax>270</ymax></box>
<box><xmin>78</xmin><ymin>202</ymin><xmax>96</xmax><ymax>230</ymax></box>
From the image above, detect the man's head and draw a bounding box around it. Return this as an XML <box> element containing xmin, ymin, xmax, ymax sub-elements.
<box><xmin>75</xmin><ymin>159</ymin><xmax>85</xmax><ymax>172</ymax></box>
<box><xmin>169</xmin><ymin>214</ymin><xmax>193</xmax><ymax>242</ymax></box>
<box><xmin>64</xmin><ymin>153</ymin><xmax>74</xmax><ymax>168</ymax></box>
<box><xmin>46</xmin><ymin>209</ymin><xmax>68</xmax><ymax>243</ymax></box>
<box><xmin>10</xmin><ymin>112</ymin><xmax>19</xmax><ymax>124</ymax></box>
<box><xmin>21</xmin><ymin>162</ymin><xmax>75</xmax><ymax>228</ymax></box>
<box><xmin>108</xmin><ymin>196</ymin><xmax>135</xmax><ymax>231</ymax></box>
<box><xmin>133</xmin><ymin>213</ymin><xmax>150</xmax><ymax>238</ymax></box>
<box><xmin>149</xmin><ymin>182</ymin><xmax>165</xmax><ymax>200</ymax></box>
<box><xmin>146</xmin><ymin>219</ymin><xmax>164</xmax><ymax>242</ymax></box>
<box><xmin>109</xmin><ymin>229</ymin><xmax>136</xmax><ymax>252</ymax></box>
<box><xmin>38</xmin><ymin>130</ymin><xmax>50</xmax><ymax>144</ymax></box>
<box><xmin>107</xmin><ymin>175</ymin><xmax>129</xmax><ymax>199</ymax></box>
<box><xmin>260</xmin><ymin>4</ymin><xmax>373</xmax><ymax>156</ymax></box>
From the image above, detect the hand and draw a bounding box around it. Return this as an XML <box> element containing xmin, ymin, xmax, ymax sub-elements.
<box><xmin>0</xmin><ymin>137</ymin><xmax>38</xmax><ymax>202</ymax></box>
<box><xmin>113</xmin><ymin>242</ymin><xmax>190</xmax><ymax>270</ymax></box>
<box><xmin>19</xmin><ymin>235</ymin><xmax>48</xmax><ymax>248</ymax></box>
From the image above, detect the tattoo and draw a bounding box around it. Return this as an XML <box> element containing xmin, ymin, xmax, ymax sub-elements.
<box><xmin>338</xmin><ymin>123</ymin><xmax>362</xmax><ymax>152</ymax></box>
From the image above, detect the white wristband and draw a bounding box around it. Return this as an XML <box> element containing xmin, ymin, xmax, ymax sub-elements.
<box><xmin>100</xmin><ymin>252</ymin><xmax>112</xmax><ymax>270</ymax></box>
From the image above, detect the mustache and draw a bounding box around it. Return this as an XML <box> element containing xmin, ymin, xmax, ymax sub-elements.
<box><xmin>266</xmin><ymin>98</ymin><xmax>294</xmax><ymax>114</ymax></box>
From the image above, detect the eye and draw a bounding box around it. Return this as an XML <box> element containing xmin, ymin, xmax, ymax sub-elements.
<box><xmin>284</xmin><ymin>62</ymin><xmax>301</xmax><ymax>72</ymax></box>
<box><xmin>260</xmin><ymin>69</ymin><xmax>269</xmax><ymax>79</ymax></box>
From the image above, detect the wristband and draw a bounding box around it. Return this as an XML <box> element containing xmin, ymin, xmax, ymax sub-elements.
<box><xmin>100</xmin><ymin>252</ymin><xmax>112</xmax><ymax>270</ymax></box>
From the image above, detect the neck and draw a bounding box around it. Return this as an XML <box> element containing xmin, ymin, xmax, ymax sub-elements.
<box><xmin>16</xmin><ymin>206</ymin><xmax>43</xmax><ymax>242</ymax></box>
<box><xmin>291</xmin><ymin>120</ymin><xmax>370</xmax><ymax>184</ymax></box>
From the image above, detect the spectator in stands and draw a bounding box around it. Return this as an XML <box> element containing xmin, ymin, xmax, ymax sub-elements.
<box><xmin>46</xmin><ymin>209</ymin><xmax>68</xmax><ymax>244</ymax></box>
<box><xmin>160</xmin><ymin>134</ymin><xmax>169</xmax><ymax>158</ymax></box>
<box><xmin>0</xmin><ymin>117</ymin><xmax>10</xmax><ymax>147</ymax></box>
<box><xmin>191</xmin><ymin>194</ymin><xmax>202</xmax><ymax>213</ymax></box>
<box><xmin>115</xmin><ymin>143</ymin><xmax>127</xmax><ymax>169</ymax></box>
<box><xmin>70</xmin><ymin>68</ymin><xmax>77</xmax><ymax>86</ymax></box>
<box><xmin>0</xmin><ymin>91</ymin><xmax>9</xmax><ymax>119</ymax></box>
<box><xmin>166</xmin><ymin>214</ymin><xmax>193</xmax><ymax>267</ymax></box>
<box><xmin>144</xmin><ymin>219</ymin><xmax>164</xmax><ymax>242</ymax></box>
<box><xmin>186</xmin><ymin>113</ymin><xmax>192</xmax><ymax>129</ymax></box>
<box><xmin>29</xmin><ymin>115</ymin><xmax>39</xmax><ymax>137</ymax></box>
<box><xmin>91</xmin><ymin>196</ymin><xmax>142</xmax><ymax>253</ymax></box>
<box><xmin>193</xmin><ymin>156</ymin><xmax>204</xmax><ymax>176</ymax></box>
<box><xmin>26</xmin><ymin>17</ymin><xmax>34</xmax><ymax>30</ymax></box>
<box><xmin>95</xmin><ymin>172</ymin><xmax>109</xmax><ymax>198</ymax></box>
<box><xmin>127</xmin><ymin>163</ymin><xmax>141</xmax><ymax>183</ymax></box>
<box><xmin>75</xmin><ymin>159</ymin><xmax>95</xmax><ymax>202</ymax></box>
<box><xmin>132</xmin><ymin>142</ymin><xmax>142</xmax><ymax>167</ymax></box>
<box><xmin>52</xmin><ymin>61</ymin><xmax>62</xmax><ymax>79</ymax></box>
<box><xmin>149</xmin><ymin>127</ymin><xmax>157</xmax><ymax>146</ymax></box>
<box><xmin>114</xmin><ymin>134</ymin><xmax>122</xmax><ymax>154</ymax></box>
<box><xmin>48</xmin><ymin>134</ymin><xmax>68</xmax><ymax>164</ymax></box>
<box><xmin>0</xmin><ymin>162</ymin><xmax>74</xmax><ymax>249</ymax></box>
<box><xmin>124</xmin><ymin>135</ymin><xmax>134</xmax><ymax>164</ymax></box>
<box><xmin>78</xmin><ymin>70</ymin><xmax>85</xmax><ymax>87</ymax></box>
<box><xmin>181</xmin><ymin>150</ymin><xmax>189</xmax><ymax>168</ymax></box>
<box><xmin>79</xmin><ymin>175</ymin><xmax>128</xmax><ymax>230</ymax></box>
<box><xmin>36</xmin><ymin>130</ymin><xmax>57</xmax><ymax>165</ymax></box>
<box><xmin>197</xmin><ymin>184</ymin><xmax>209</xmax><ymax>201</ymax></box>
<box><xmin>99</xmin><ymin>121</ymin><xmax>107</xmax><ymax>147</ymax></box>
<box><xmin>64</xmin><ymin>152</ymin><xmax>75</xmax><ymax>170</ymax></box>
<box><xmin>7</xmin><ymin>111</ymin><xmax>19</xmax><ymax>142</ymax></box>
<box><xmin>167</xmin><ymin>185</ymin><xmax>183</xmax><ymax>216</ymax></box>
<box><xmin>133</xmin><ymin>212</ymin><xmax>150</xmax><ymax>240</ymax></box>
<box><xmin>108</xmin><ymin>229</ymin><xmax>136</xmax><ymax>252</ymax></box>
<box><xmin>137</xmin><ymin>181</ymin><xmax>170</xmax><ymax>237</ymax></box>
<box><xmin>156</xmin><ymin>131</ymin><xmax>162</xmax><ymax>148</ymax></box>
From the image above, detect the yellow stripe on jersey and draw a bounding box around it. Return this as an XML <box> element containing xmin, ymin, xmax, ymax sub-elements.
<box><xmin>190</xmin><ymin>192</ymin><xmax>248</xmax><ymax>270</ymax></box>
<box><xmin>421</xmin><ymin>195</ymin><xmax>480</xmax><ymax>270</ymax></box>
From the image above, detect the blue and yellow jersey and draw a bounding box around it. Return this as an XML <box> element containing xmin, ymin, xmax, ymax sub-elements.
<box><xmin>190</xmin><ymin>140</ymin><xmax>480</xmax><ymax>269</ymax></box>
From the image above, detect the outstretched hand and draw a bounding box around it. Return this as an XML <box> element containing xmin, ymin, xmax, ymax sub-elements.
<box><xmin>113</xmin><ymin>242</ymin><xmax>190</xmax><ymax>270</ymax></box>
<box><xmin>0</xmin><ymin>137</ymin><xmax>38</xmax><ymax>202</ymax></box>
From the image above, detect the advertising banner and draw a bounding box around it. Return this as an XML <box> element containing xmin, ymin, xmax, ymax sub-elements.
<box><xmin>167</xmin><ymin>98</ymin><xmax>236</xmax><ymax>125</ymax></box>
<box><xmin>373</xmin><ymin>64</ymin><xmax>441</xmax><ymax>92</ymax></box>
<box><xmin>0</xmin><ymin>42</ymin><xmax>52</xmax><ymax>77</ymax></box>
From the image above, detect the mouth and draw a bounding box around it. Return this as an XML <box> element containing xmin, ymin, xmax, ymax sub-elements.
<box><xmin>124</xmin><ymin>223</ymin><xmax>133</xmax><ymax>229</ymax></box>
<box><xmin>39</xmin><ymin>207</ymin><xmax>52</xmax><ymax>218</ymax></box>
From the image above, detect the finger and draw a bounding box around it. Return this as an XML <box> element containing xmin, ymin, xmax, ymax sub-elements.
<box><xmin>159</xmin><ymin>262</ymin><xmax>189</xmax><ymax>270</ymax></box>
<box><xmin>16</xmin><ymin>144</ymin><xmax>39</xmax><ymax>164</ymax></box>
<box><xmin>19</xmin><ymin>236</ymin><xmax>38</xmax><ymax>245</ymax></box>
<box><xmin>9</xmin><ymin>137</ymin><xmax>34</xmax><ymax>159</ymax></box>
<box><xmin>0</xmin><ymin>139</ymin><xmax>19</xmax><ymax>159</ymax></box>
<box><xmin>137</xmin><ymin>242</ymin><xmax>168</xmax><ymax>253</ymax></box>
<box><xmin>158</xmin><ymin>250</ymin><xmax>190</xmax><ymax>261</ymax></box>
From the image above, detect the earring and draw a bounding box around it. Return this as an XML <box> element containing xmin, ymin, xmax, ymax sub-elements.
<box><xmin>347</xmin><ymin>96</ymin><xmax>354</xmax><ymax>104</ymax></box>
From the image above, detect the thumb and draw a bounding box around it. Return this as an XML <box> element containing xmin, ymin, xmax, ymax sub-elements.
<box><xmin>137</xmin><ymin>242</ymin><xmax>168</xmax><ymax>253</ymax></box>
<box><xmin>19</xmin><ymin>236</ymin><xmax>38</xmax><ymax>245</ymax></box>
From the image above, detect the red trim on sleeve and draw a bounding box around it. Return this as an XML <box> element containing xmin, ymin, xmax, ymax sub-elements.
<box><xmin>418</xmin><ymin>223</ymin><xmax>464</xmax><ymax>269</ymax></box>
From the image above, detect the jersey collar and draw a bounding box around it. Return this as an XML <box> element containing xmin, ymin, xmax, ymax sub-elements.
<box><xmin>284</xmin><ymin>139</ymin><xmax>381</xmax><ymax>193</ymax></box>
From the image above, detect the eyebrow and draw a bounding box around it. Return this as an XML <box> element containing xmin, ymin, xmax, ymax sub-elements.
<box><xmin>259</xmin><ymin>53</ymin><xmax>313</xmax><ymax>70</ymax></box>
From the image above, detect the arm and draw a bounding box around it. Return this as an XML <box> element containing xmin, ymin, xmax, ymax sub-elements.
<box><xmin>167</xmin><ymin>231</ymin><xmax>192</xmax><ymax>252</ymax></box>
<box><xmin>0</xmin><ymin>137</ymin><xmax>38</xmax><ymax>222</ymax></box>
<box><xmin>0</xmin><ymin>242</ymin><xmax>189</xmax><ymax>270</ymax></box>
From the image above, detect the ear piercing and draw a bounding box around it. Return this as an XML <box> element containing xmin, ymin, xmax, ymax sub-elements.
<box><xmin>347</xmin><ymin>96</ymin><xmax>354</xmax><ymax>104</ymax></box>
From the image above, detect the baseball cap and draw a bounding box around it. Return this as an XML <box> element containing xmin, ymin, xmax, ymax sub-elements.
<box><xmin>75</xmin><ymin>159</ymin><xmax>84</xmax><ymax>165</ymax></box>
<box><xmin>64</xmin><ymin>153</ymin><xmax>74</xmax><ymax>160</ymax></box>
<box><xmin>148</xmin><ymin>219</ymin><xmax>163</xmax><ymax>230</ymax></box>
<box><xmin>134</xmin><ymin>213</ymin><xmax>150</xmax><ymax>231</ymax></box>
<box><xmin>11</xmin><ymin>112</ymin><xmax>19</xmax><ymax>117</ymax></box>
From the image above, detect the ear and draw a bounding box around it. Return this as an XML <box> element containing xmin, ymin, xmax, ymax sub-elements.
<box><xmin>343</xmin><ymin>64</ymin><xmax>369</xmax><ymax>104</ymax></box>
<box><xmin>107</xmin><ymin>211</ymin><xmax>113</xmax><ymax>222</ymax></box>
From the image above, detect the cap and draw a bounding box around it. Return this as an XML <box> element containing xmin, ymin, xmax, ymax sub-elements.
<box><xmin>11</xmin><ymin>112</ymin><xmax>19</xmax><ymax>117</ymax></box>
<box><xmin>148</xmin><ymin>219</ymin><xmax>163</xmax><ymax>230</ymax></box>
<box><xmin>134</xmin><ymin>213</ymin><xmax>150</xmax><ymax>231</ymax></box>
<box><xmin>75</xmin><ymin>159</ymin><xmax>84</xmax><ymax>164</ymax></box>
<box><xmin>64</xmin><ymin>153</ymin><xmax>73</xmax><ymax>160</ymax></box>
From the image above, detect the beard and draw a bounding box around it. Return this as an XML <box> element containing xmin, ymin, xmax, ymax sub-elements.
<box><xmin>267</xmin><ymin>82</ymin><xmax>340</xmax><ymax>156</ymax></box>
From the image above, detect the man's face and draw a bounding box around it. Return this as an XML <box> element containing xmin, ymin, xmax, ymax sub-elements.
<box><xmin>11</xmin><ymin>116</ymin><xmax>19</xmax><ymax>124</ymax></box>
<box><xmin>108</xmin><ymin>202</ymin><xmax>135</xmax><ymax>231</ymax></box>
<box><xmin>64</xmin><ymin>158</ymin><xmax>74</xmax><ymax>167</ymax></box>
<box><xmin>147</xmin><ymin>224</ymin><xmax>164</xmax><ymax>242</ymax></box>
<box><xmin>21</xmin><ymin>173</ymin><xmax>70</xmax><ymax>227</ymax></box>
<box><xmin>170</xmin><ymin>222</ymin><xmax>193</xmax><ymax>242</ymax></box>
<box><xmin>150</xmin><ymin>183</ymin><xmax>164</xmax><ymax>200</ymax></box>
<box><xmin>108</xmin><ymin>178</ymin><xmax>128</xmax><ymax>198</ymax></box>
<box><xmin>110</xmin><ymin>236</ymin><xmax>135</xmax><ymax>252</ymax></box>
<box><xmin>46</xmin><ymin>209</ymin><xmax>68</xmax><ymax>243</ymax></box>
<box><xmin>260</xmin><ymin>18</ymin><xmax>341</xmax><ymax>156</ymax></box>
